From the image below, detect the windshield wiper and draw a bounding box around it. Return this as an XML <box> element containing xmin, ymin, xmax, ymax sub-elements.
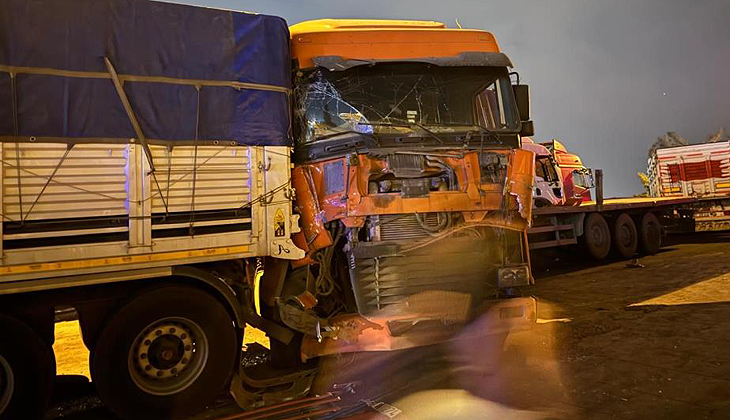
<box><xmin>422</xmin><ymin>122</ymin><xmax>503</xmax><ymax>145</ymax></box>
<box><xmin>466</xmin><ymin>124</ymin><xmax>501</xmax><ymax>143</ymax></box>
<box><xmin>357</xmin><ymin>121</ymin><xmax>444</xmax><ymax>144</ymax></box>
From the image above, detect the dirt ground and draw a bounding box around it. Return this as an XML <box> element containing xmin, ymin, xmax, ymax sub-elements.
<box><xmin>491</xmin><ymin>231</ymin><xmax>730</xmax><ymax>419</ymax></box>
<box><xmin>50</xmin><ymin>232</ymin><xmax>730</xmax><ymax>419</ymax></box>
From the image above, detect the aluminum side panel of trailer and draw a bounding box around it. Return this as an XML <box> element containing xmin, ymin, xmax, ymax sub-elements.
<box><xmin>0</xmin><ymin>143</ymin><xmax>303</xmax><ymax>283</ymax></box>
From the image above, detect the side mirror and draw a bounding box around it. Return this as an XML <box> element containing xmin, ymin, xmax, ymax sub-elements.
<box><xmin>519</xmin><ymin>120</ymin><xmax>535</xmax><ymax>137</ymax></box>
<box><xmin>584</xmin><ymin>168</ymin><xmax>596</xmax><ymax>188</ymax></box>
<box><xmin>512</xmin><ymin>84</ymin><xmax>531</xmax><ymax>121</ymax></box>
<box><xmin>571</xmin><ymin>168</ymin><xmax>595</xmax><ymax>189</ymax></box>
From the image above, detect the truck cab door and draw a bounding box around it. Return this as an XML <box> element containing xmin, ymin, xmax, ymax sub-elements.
<box><xmin>533</xmin><ymin>156</ymin><xmax>564</xmax><ymax>206</ymax></box>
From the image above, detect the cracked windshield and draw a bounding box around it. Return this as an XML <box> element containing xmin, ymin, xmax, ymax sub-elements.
<box><xmin>295</xmin><ymin>64</ymin><xmax>519</xmax><ymax>142</ymax></box>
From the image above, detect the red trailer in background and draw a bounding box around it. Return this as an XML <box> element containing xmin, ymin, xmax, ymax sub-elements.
<box><xmin>647</xmin><ymin>141</ymin><xmax>730</xmax><ymax>231</ymax></box>
<box><xmin>523</xmin><ymin>139</ymin><xmax>724</xmax><ymax>262</ymax></box>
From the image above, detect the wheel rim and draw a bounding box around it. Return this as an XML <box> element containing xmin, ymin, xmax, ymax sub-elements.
<box><xmin>0</xmin><ymin>355</ymin><xmax>14</xmax><ymax>413</ymax></box>
<box><xmin>128</xmin><ymin>317</ymin><xmax>208</xmax><ymax>396</ymax></box>
<box><xmin>618</xmin><ymin>224</ymin><xmax>634</xmax><ymax>248</ymax></box>
<box><xmin>646</xmin><ymin>222</ymin><xmax>660</xmax><ymax>246</ymax></box>
<box><xmin>591</xmin><ymin>224</ymin><xmax>606</xmax><ymax>247</ymax></box>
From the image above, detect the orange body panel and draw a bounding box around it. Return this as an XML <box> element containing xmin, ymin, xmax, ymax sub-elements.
<box><xmin>555</xmin><ymin>152</ymin><xmax>584</xmax><ymax>168</ymax></box>
<box><xmin>290</xmin><ymin>19</ymin><xmax>501</xmax><ymax>69</ymax></box>
<box><xmin>291</xmin><ymin>166</ymin><xmax>333</xmax><ymax>267</ymax></box>
<box><xmin>506</xmin><ymin>148</ymin><xmax>536</xmax><ymax>221</ymax></box>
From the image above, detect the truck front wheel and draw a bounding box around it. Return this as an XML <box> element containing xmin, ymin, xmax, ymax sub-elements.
<box><xmin>91</xmin><ymin>286</ymin><xmax>238</xmax><ymax>420</ymax></box>
<box><xmin>0</xmin><ymin>314</ymin><xmax>56</xmax><ymax>420</ymax></box>
<box><xmin>612</xmin><ymin>213</ymin><xmax>638</xmax><ymax>258</ymax></box>
<box><xmin>580</xmin><ymin>213</ymin><xmax>611</xmax><ymax>260</ymax></box>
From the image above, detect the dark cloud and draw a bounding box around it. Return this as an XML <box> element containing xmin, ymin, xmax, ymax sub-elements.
<box><xmin>176</xmin><ymin>0</ymin><xmax>730</xmax><ymax>196</ymax></box>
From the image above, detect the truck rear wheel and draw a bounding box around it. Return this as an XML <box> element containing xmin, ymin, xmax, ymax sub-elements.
<box><xmin>0</xmin><ymin>314</ymin><xmax>56</xmax><ymax>420</ymax></box>
<box><xmin>639</xmin><ymin>212</ymin><xmax>662</xmax><ymax>255</ymax></box>
<box><xmin>581</xmin><ymin>213</ymin><xmax>611</xmax><ymax>260</ymax></box>
<box><xmin>612</xmin><ymin>213</ymin><xmax>638</xmax><ymax>258</ymax></box>
<box><xmin>91</xmin><ymin>286</ymin><xmax>238</xmax><ymax>420</ymax></box>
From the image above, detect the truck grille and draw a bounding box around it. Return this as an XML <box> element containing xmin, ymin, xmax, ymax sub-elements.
<box><xmin>375</xmin><ymin>214</ymin><xmax>448</xmax><ymax>241</ymax></box>
<box><xmin>348</xmin><ymin>236</ymin><xmax>497</xmax><ymax>314</ymax></box>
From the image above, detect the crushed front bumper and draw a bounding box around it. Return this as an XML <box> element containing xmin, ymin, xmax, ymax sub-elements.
<box><xmin>300</xmin><ymin>295</ymin><xmax>536</xmax><ymax>361</ymax></box>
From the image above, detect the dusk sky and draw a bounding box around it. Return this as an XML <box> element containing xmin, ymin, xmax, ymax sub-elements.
<box><xmin>175</xmin><ymin>0</ymin><xmax>730</xmax><ymax>196</ymax></box>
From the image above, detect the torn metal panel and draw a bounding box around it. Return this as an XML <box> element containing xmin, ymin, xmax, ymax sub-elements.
<box><xmin>294</xmin><ymin>151</ymin><xmax>529</xmax><ymax>226</ymax></box>
<box><xmin>300</xmin><ymin>296</ymin><xmax>536</xmax><ymax>360</ymax></box>
<box><xmin>505</xmin><ymin>148</ymin><xmax>536</xmax><ymax>222</ymax></box>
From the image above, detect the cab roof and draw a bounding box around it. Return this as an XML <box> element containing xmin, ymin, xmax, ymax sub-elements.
<box><xmin>289</xmin><ymin>19</ymin><xmax>449</xmax><ymax>33</ymax></box>
<box><xmin>290</xmin><ymin>19</ymin><xmax>505</xmax><ymax>69</ymax></box>
<box><xmin>522</xmin><ymin>138</ymin><xmax>551</xmax><ymax>156</ymax></box>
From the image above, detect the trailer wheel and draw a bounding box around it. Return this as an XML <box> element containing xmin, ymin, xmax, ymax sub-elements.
<box><xmin>612</xmin><ymin>213</ymin><xmax>638</xmax><ymax>258</ymax></box>
<box><xmin>639</xmin><ymin>212</ymin><xmax>662</xmax><ymax>255</ymax></box>
<box><xmin>0</xmin><ymin>314</ymin><xmax>56</xmax><ymax>420</ymax></box>
<box><xmin>581</xmin><ymin>213</ymin><xmax>611</xmax><ymax>260</ymax></box>
<box><xmin>91</xmin><ymin>286</ymin><xmax>238</xmax><ymax>420</ymax></box>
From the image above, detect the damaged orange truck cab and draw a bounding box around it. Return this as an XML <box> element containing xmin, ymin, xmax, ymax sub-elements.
<box><xmin>284</xmin><ymin>19</ymin><xmax>537</xmax><ymax>359</ymax></box>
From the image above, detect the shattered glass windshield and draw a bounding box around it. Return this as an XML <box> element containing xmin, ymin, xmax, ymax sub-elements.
<box><xmin>294</xmin><ymin>63</ymin><xmax>519</xmax><ymax>143</ymax></box>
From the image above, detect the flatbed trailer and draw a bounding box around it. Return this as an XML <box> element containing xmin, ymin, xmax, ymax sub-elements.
<box><xmin>526</xmin><ymin>137</ymin><xmax>730</xmax><ymax>260</ymax></box>
<box><xmin>528</xmin><ymin>178</ymin><xmax>729</xmax><ymax>260</ymax></box>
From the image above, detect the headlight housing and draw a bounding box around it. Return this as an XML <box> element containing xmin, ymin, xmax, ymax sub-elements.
<box><xmin>497</xmin><ymin>264</ymin><xmax>531</xmax><ymax>288</ymax></box>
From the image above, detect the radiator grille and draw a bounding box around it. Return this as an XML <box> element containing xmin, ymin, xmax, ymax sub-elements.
<box><xmin>348</xmin><ymin>236</ymin><xmax>497</xmax><ymax>314</ymax></box>
<box><xmin>376</xmin><ymin>213</ymin><xmax>448</xmax><ymax>241</ymax></box>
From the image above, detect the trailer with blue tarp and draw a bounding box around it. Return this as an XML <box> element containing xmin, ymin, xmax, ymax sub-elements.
<box><xmin>0</xmin><ymin>1</ymin><xmax>304</xmax><ymax>418</ymax></box>
<box><xmin>0</xmin><ymin>0</ymin><xmax>303</xmax><ymax>274</ymax></box>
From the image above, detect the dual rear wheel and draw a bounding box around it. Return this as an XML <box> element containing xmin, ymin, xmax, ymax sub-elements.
<box><xmin>0</xmin><ymin>285</ymin><xmax>240</xmax><ymax>420</ymax></box>
<box><xmin>581</xmin><ymin>212</ymin><xmax>661</xmax><ymax>260</ymax></box>
<box><xmin>91</xmin><ymin>286</ymin><xmax>239</xmax><ymax>420</ymax></box>
<box><xmin>613</xmin><ymin>213</ymin><xmax>638</xmax><ymax>258</ymax></box>
<box><xmin>0</xmin><ymin>315</ymin><xmax>56</xmax><ymax>420</ymax></box>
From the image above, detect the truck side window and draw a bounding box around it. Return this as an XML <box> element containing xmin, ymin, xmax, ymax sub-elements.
<box><xmin>535</xmin><ymin>157</ymin><xmax>558</xmax><ymax>182</ymax></box>
<box><xmin>535</xmin><ymin>159</ymin><xmax>548</xmax><ymax>180</ymax></box>
<box><xmin>475</xmin><ymin>80</ymin><xmax>504</xmax><ymax>129</ymax></box>
<box><xmin>547</xmin><ymin>163</ymin><xmax>559</xmax><ymax>182</ymax></box>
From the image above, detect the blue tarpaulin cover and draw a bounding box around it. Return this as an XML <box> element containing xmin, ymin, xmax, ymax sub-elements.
<box><xmin>0</xmin><ymin>0</ymin><xmax>292</xmax><ymax>146</ymax></box>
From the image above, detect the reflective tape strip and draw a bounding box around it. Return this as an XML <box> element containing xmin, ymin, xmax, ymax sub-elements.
<box><xmin>0</xmin><ymin>245</ymin><xmax>250</xmax><ymax>275</ymax></box>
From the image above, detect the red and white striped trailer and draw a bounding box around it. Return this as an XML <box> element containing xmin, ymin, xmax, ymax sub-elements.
<box><xmin>526</xmin><ymin>139</ymin><xmax>730</xmax><ymax>262</ymax></box>
<box><xmin>647</xmin><ymin>141</ymin><xmax>730</xmax><ymax>231</ymax></box>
